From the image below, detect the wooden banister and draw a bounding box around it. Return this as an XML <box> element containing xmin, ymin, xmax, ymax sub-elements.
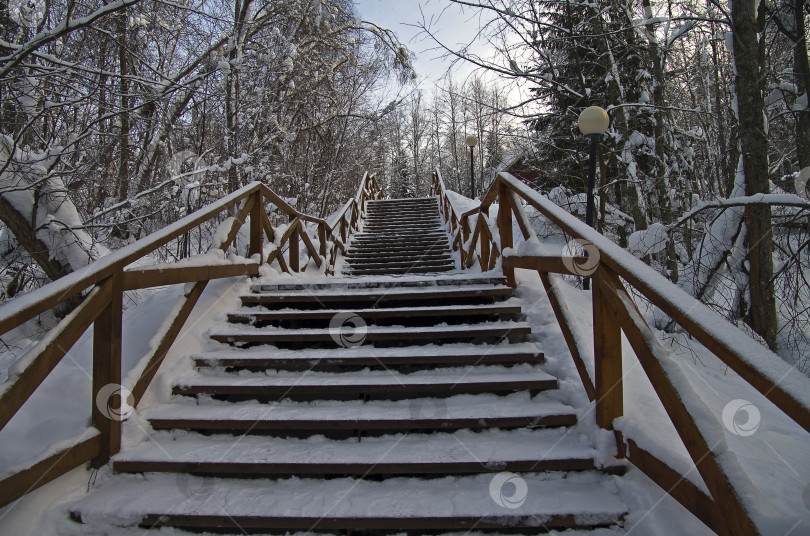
<box><xmin>431</xmin><ymin>167</ymin><xmax>810</xmax><ymax>535</ymax></box>
<box><xmin>0</xmin><ymin>182</ymin><xmax>260</xmax><ymax>337</ymax></box>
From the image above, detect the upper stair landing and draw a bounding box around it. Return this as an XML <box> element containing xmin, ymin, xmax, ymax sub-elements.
<box><xmin>343</xmin><ymin>197</ymin><xmax>456</xmax><ymax>276</ymax></box>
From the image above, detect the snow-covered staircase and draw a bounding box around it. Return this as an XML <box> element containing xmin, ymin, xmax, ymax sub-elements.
<box><xmin>68</xmin><ymin>200</ymin><xmax>628</xmax><ymax>533</ymax></box>
<box><xmin>343</xmin><ymin>197</ymin><xmax>455</xmax><ymax>275</ymax></box>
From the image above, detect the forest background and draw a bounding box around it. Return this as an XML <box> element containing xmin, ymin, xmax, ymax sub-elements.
<box><xmin>1</xmin><ymin>0</ymin><xmax>808</xmax><ymax>370</ymax></box>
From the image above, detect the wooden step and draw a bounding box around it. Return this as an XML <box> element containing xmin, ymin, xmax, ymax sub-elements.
<box><xmin>344</xmin><ymin>265</ymin><xmax>456</xmax><ymax>275</ymax></box>
<box><xmin>361</xmin><ymin>224</ymin><xmax>443</xmax><ymax>232</ymax></box>
<box><xmin>240</xmin><ymin>285</ymin><xmax>513</xmax><ymax>307</ymax></box>
<box><xmin>193</xmin><ymin>343</ymin><xmax>544</xmax><ymax>370</ymax></box>
<box><xmin>345</xmin><ymin>251</ymin><xmax>452</xmax><ymax>260</ymax></box>
<box><xmin>363</xmin><ymin>215</ymin><xmax>442</xmax><ymax>222</ymax></box>
<box><xmin>346</xmin><ymin>247</ymin><xmax>451</xmax><ymax>257</ymax></box>
<box><xmin>345</xmin><ymin>259</ymin><xmax>455</xmax><ymax>271</ymax></box>
<box><xmin>349</xmin><ymin>236</ymin><xmax>449</xmax><ymax>245</ymax></box>
<box><xmin>350</xmin><ymin>232</ymin><xmax>448</xmax><ymax>240</ymax></box>
<box><xmin>363</xmin><ymin>217</ymin><xmax>442</xmax><ymax>225</ymax></box>
<box><xmin>112</xmin><ymin>428</ymin><xmax>597</xmax><ymax>476</ymax></box>
<box><xmin>145</xmin><ymin>394</ymin><xmax>579</xmax><ymax>433</ymax></box>
<box><xmin>352</xmin><ymin>229</ymin><xmax>447</xmax><ymax>237</ymax></box>
<box><xmin>365</xmin><ymin>206</ymin><xmax>440</xmax><ymax>214</ymax></box>
<box><xmin>227</xmin><ymin>303</ymin><xmax>522</xmax><ymax>325</ymax></box>
<box><xmin>249</xmin><ymin>275</ymin><xmax>507</xmax><ymax>292</ymax></box>
<box><xmin>367</xmin><ymin>200</ymin><xmax>438</xmax><ymax>205</ymax></box>
<box><xmin>70</xmin><ymin>472</ymin><xmax>626</xmax><ymax>531</ymax></box>
<box><xmin>172</xmin><ymin>369</ymin><xmax>556</xmax><ymax>400</ymax></box>
<box><xmin>364</xmin><ymin>211</ymin><xmax>440</xmax><ymax>219</ymax></box>
<box><xmin>209</xmin><ymin>321</ymin><xmax>531</xmax><ymax>345</ymax></box>
<box><xmin>347</xmin><ymin>246</ymin><xmax>450</xmax><ymax>255</ymax></box>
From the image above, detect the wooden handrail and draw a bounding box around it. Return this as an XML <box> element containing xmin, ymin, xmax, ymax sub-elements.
<box><xmin>432</xmin><ymin>168</ymin><xmax>810</xmax><ymax>535</ymax></box>
<box><xmin>0</xmin><ymin>182</ymin><xmax>260</xmax><ymax>337</ymax></box>
<box><xmin>431</xmin><ymin>171</ymin><xmax>500</xmax><ymax>273</ymax></box>
<box><xmin>0</xmin><ymin>171</ymin><xmax>384</xmax><ymax>508</ymax></box>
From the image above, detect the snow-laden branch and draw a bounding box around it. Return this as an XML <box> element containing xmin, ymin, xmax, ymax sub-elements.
<box><xmin>671</xmin><ymin>193</ymin><xmax>810</xmax><ymax>228</ymax></box>
<box><xmin>0</xmin><ymin>0</ymin><xmax>142</xmax><ymax>78</ymax></box>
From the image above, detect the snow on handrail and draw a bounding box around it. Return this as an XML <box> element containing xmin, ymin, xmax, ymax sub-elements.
<box><xmin>0</xmin><ymin>182</ymin><xmax>262</xmax><ymax>335</ymax></box>
<box><xmin>493</xmin><ymin>171</ymin><xmax>810</xmax><ymax>432</ymax></box>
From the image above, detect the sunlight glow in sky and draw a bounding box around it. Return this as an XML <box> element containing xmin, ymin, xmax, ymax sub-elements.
<box><xmin>354</xmin><ymin>0</ymin><xmax>529</xmax><ymax>106</ymax></box>
<box><xmin>354</xmin><ymin>0</ymin><xmax>494</xmax><ymax>86</ymax></box>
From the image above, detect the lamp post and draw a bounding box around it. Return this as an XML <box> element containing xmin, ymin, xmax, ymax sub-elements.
<box><xmin>466</xmin><ymin>135</ymin><xmax>478</xmax><ymax>199</ymax></box>
<box><xmin>577</xmin><ymin>106</ymin><xmax>609</xmax><ymax>290</ymax></box>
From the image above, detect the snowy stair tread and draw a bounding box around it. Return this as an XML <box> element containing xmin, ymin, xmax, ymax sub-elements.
<box><xmin>342</xmin><ymin>260</ymin><xmax>455</xmax><ymax>270</ymax></box>
<box><xmin>249</xmin><ymin>274</ymin><xmax>506</xmax><ymax>291</ymax></box>
<box><xmin>171</xmin><ymin>369</ymin><xmax>557</xmax><ymax>397</ymax></box>
<box><xmin>192</xmin><ymin>342</ymin><xmax>544</xmax><ymax>368</ymax></box>
<box><xmin>145</xmin><ymin>395</ymin><xmax>579</xmax><ymax>431</ymax></box>
<box><xmin>208</xmin><ymin>321</ymin><xmax>532</xmax><ymax>343</ymax></box>
<box><xmin>70</xmin><ymin>472</ymin><xmax>626</xmax><ymax>530</ymax></box>
<box><xmin>112</xmin><ymin>428</ymin><xmax>601</xmax><ymax>474</ymax></box>
<box><xmin>240</xmin><ymin>284</ymin><xmax>512</xmax><ymax>303</ymax></box>
<box><xmin>228</xmin><ymin>303</ymin><xmax>522</xmax><ymax>321</ymax></box>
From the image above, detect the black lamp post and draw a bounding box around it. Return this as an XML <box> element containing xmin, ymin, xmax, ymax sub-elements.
<box><xmin>466</xmin><ymin>135</ymin><xmax>478</xmax><ymax>198</ymax></box>
<box><xmin>577</xmin><ymin>106</ymin><xmax>609</xmax><ymax>290</ymax></box>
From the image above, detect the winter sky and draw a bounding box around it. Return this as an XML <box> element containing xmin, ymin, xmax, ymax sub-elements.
<box><xmin>354</xmin><ymin>0</ymin><xmax>529</xmax><ymax>107</ymax></box>
<box><xmin>354</xmin><ymin>0</ymin><xmax>497</xmax><ymax>87</ymax></box>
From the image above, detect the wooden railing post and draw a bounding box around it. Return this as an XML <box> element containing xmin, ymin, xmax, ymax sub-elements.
<box><xmin>318</xmin><ymin>222</ymin><xmax>327</xmax><ymax>259</ymax></box>
<box><xmin>593</xmin><ymin>265</ymin><xmax>623</xmax><ymax>429</ymax></box>
<box><xmin>497</xmin><ymin>180</ymin><xmax>515</xmax><ymax>286</ymax></box>
<box><xmin>92</xmin><ymin>272</ymin><xmax>124</xmax><ymax>467</ymax></box>
<box><xmin>249</xmin><ymin>189</ymin><xmax>263</xmax><ymax>259</ymax></box>
<box><xmin>289</xmin><ymin>222</ymin><xmax>300</xmax><ymax>272</ymax></box>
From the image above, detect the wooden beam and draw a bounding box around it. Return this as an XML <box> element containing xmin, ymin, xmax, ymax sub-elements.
<box><xmin>480</xmin><ymin>219</ymin><xmax>491</xmax><ymax>270</ymax></box>
<box><xmin>0</xmin><ymin>430</ymin><xmax>101</xmax><ymax>509</ymax></box>
<box><xmin>614</xmin><ymin>430</ymin><xmax>721</xmax><ymax>534</ymax></box>
<box><xmin>212</xmin><ymin>195</ymin><xmax>254</xmax><ymax>251</ymax></box>
<box><xmin>539</xmin><ymin>272</ymin><xmax>596</xmax><ymax>401</ymax></box>
<box><xmin>497</xmin><ymin>181</ymin><xmax>514</xmax><ymax>286</ymax></box>
<box><xmin>260</xmin><ymin>204</ymin><xmax>275</xmax><ymax>243</ymax></box>
<box><xmin>288</xmin><ymin>221</ymin><xmax>300</xmax><ymax>272</ymax></box>
<box><xmin>122</xmin><ymin>261</ymin><xmax>259</xmax><ymax>290</ymax></box>
<box><xmin>249</xmin><ymin>190</ymin><xmax>263</xmax><ymax>258</ymax></box>
<box><xmin>593</xmin><ymin>267</ymin><xmax>623</xmax><ymax>429</ymax></box>
<box><xmin>465</xmin><ymin>218</ymin><xmax>482</xmax><ymax>269</ymax></box>
<box><xmin>597</xmin><ymin>268</ymin><xmax>757</xmax><ymax>536</ymax></box>
<box><xmin>0</xmin><ymin>283</ymin><xmax>110</xmax><ymax>433</ymax></box>
<box><xmin>298</xmin><ymin>221</ymin><xmax>323</xmax><ymax>269</ymax></box>
<box><xmin>131</xmin><ymin>281</ymin><xmax>208</xmax><ymax>407</ymax></box>
<box><xmin>318</xmin><ymin>223</ymin><xmax>328</xmax><ymax>258</ymax></box>
<box><xmin>92</xmin><ymin>272</ymin><xmax>123</xmax><ymax>467</ymax></box>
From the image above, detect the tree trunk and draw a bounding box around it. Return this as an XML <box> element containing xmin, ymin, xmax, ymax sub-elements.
<box><xmin>731</xmin><ymin>0</ymin><xmax>778</xmax><ymax>350</ymax></box>
<box><xmin>115</xmin><ymin>9</ymin><xmax>131</xmax><ymax>202</ymax></box>
<box><xmin>793</xmin><ymin>0</ymin><xmax>810</xmax><ymax>169</ymax></box>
